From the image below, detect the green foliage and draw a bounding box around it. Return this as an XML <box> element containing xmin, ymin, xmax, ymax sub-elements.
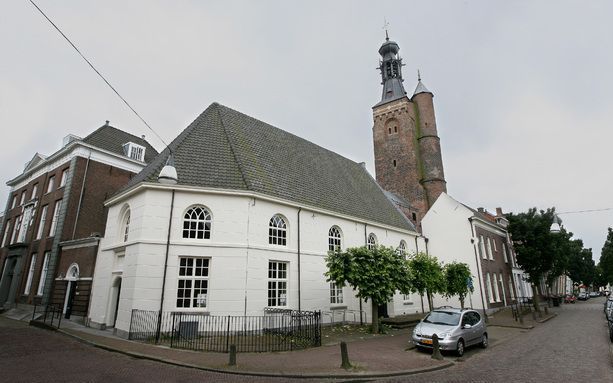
<box><xmin>600</xmin><ymin>228</ymin><xmax>613</xmax><ymax>285</ymax></box>
<box><xmin>443</xmin><ymin>262</ymin><xmax>473</xmax><ymax>307</ymax></box>
<box><xmin>408</xmin><ymin>252</ymin><xmax>445</xmax><ymax>297</ymax></box>
<box><xmin>325</xmin><ymin>245</ymin><xmax>412</xmax><ymax>333</ymax></box>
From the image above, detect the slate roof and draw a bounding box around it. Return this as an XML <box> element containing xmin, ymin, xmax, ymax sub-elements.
<box><xmin>82</xmin><ymin>125</ymin><xmax>158</xmax><ymax>163</ymax></box>
<box><xmin>413</xmin><ymin>79</ymin><xmax>432</xmax><ymax>96</ymax></box>
<box><xmin>124</xmin><ymin>103</ymin><xmax>416</xmax><ymax>231</ymax></box>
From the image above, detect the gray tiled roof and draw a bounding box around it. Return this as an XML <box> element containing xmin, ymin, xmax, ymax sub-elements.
<box><xmin>124</xmin><ymin>103</ymin><xmax>416</xmax><ymax>231</ymax></box>
<box><xmin>82</xmin><ymin>125</ymin><xmax>158</xmax><ymax>163</ymax></box>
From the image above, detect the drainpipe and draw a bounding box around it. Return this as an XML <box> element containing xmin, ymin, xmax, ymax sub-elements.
<box><xmin>156</xmin><ymin>189</ymin><xmax>175</xmax><ymax>343</ymax></box>
<box><xmin>359</xmin><ymin>223</ymin><xmax>367</xmax><ymax>325</ymax></box>
<box><xmin>468</xmin><ymin>217</ymin><xmax>488</xmax><ymax>322</ymax></box>
<box><xmin>297</xmin><ymin>208</ymin><xmax>302</xmax><ymax>312</ymax></box>
<box><xmin>414</xmin><ymin>236</ymin><xmax>419</xmax><ymax>254</ymax></box>
<box><xmin>71</xmin><ymin>153</ymin><xmax>91</xmax><ymax>239</ymax></box>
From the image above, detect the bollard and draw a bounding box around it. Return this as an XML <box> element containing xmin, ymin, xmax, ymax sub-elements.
<box><xmin>519</xmin><ymin>311</ymin><xmax>525</xmax><ymax>325</ymax></box>
<box><xmin>340</xmin><ymin>341</ymin><xmax>351</xmax><ymax>369</ymax></box>
<box><xmin>431</xmin><ymin>334</ymin><xmax>444</xmax><ymax>360</ymax></box>
<box><xmin>543</xmin><ymin>306</ymin><xmax>549</xmax><ymax>315</ymax></box>
<box><xmin>531</xmin><ymin>308</ymin><xmax>537</xmax><ymax>320</ymax></box>
<box><xmin>228</xmin><ymin>344</ymin><xmax>237</xmax><ymax>366</ymax></box>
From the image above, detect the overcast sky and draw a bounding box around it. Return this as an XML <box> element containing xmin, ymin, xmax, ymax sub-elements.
<box><xmin>2</xmin><ymin>1</ymin><xmax>612</xmax><ymax>261</ymax></box>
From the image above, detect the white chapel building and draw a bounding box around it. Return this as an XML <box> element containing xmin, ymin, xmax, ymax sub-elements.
<box><xmin>88</xmin><ymin>103</ymin><xmax>425</xmax><ymax>336</ymax></box>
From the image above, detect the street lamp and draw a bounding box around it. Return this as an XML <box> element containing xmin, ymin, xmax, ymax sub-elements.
<box><xmin>550</xmin><ymin>214</ymin><xmax>562</xmax><ymax>233</ymax></box>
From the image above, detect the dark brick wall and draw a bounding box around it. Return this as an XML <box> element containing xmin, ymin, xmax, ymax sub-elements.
<box><xmin>475</xmin><ymin>226</ymin><xmax>515</xmax><ymax>309</ymax></box>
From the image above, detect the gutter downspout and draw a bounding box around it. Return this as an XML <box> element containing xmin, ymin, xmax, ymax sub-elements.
<box><xmin>72</xmin><ymin>153</ymin><xmax>91</xmax><ymax>239</ymax></box>
<box><xmin>156</xmin><ymin>189</ymin><xmax>175</xmax><ymax>343</ymax></box>
<box><xmin>360</xmin><ymin>223</ymin><xmax>367</xmax><ymax>325</ymax></box>
<box><xmin>297</xmin><ymin>208</ymin><xmax>302</xmax><ymax>312</ymax></box>
<box><xmin>469</xmin><ymin>217</ymin><xmax>488</xmax><ymax>322</ymax></box>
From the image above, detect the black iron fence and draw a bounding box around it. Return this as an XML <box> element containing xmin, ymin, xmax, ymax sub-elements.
<box><xmin>31</xmin><ymin>304</ymin><xmax>63</xmax><ymax>329</ymax></box>
<box><xmin>129</xmin><ymin>308</ymin><xmax>321</xmax><ymax>353</ymax></box>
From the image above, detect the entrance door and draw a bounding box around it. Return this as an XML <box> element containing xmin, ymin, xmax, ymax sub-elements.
<box><xmin>377</xmin><ymin>303</ymin><xmax>388</xmax><ymax>318</ymax></box>
<box><xmin>112</xmin><ymin>278</ymin><xmax>122</xmax><ymax>327</ymax></box>
<box><xmin>63</xmin><ymin>281</ymin><xmax>77</xmax><ymax>319</ymax></box>
<box><xmin>0</xmin><ymin>259</ymin><xmax>17</xmax><ymax>306</ymax></box>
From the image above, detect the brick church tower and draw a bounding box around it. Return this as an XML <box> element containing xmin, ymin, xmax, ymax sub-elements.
<box><xmin>372</xmin><ymin>34</ymin><xmax>446</xmax><ymax>230</ymax></box>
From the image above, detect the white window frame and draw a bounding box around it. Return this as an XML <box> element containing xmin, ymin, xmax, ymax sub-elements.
<box><xmin>176</xmin><ymin>257</ymin><xmax>210</xmax><ymax>309</ymax></box>
<box><xmin>31</xmin><ymin>184</ymin><xmax>38</xmax><ymax>200</ymax></box>
<box><xmin>11</xmin><ymin>195</ymin><xmax>17</xmax><ymax>209</ymax></box>
<box><xmin>397</xmin><ymin>240</ymin><xmax>407</xmax><ymax>257</ymax></box>
<box><xmin>486</xmin><ymin>237</ymin><xmax>493</xmax><ymax>260</ymax></box>
<box><xmin>122</xmin><ymin>142</ymin><xmax>146</xmax><ymax>162</ymax></box>
<box><xmin>49</xmin><ymin>199</ymin><xmax>62</xmax><ymax>237</ymax></box>
<box><xmin>330</xmin><ymin>282</ymin><xmax>343</xmax><ymax>305</ymax></box>
<box><xmin>24</xmin><ymin>254</ymin><xmax>37</xmax><ymax>295</ymax></box>
<box><xmin>1</xmin><ymin>220</ymin><xmax>10</xmax><ymax>247</ymax></box>
<box><xmin>46</xmin><ymin>176</ymin><xmax>55</xmax><ymax>194</ymax></box>
<box><xmin>36</xmin><ymin>205</ymin><xmax>48</xmax><ymax>240</ymax></box>
<box><xmin>328</xmin><ymin>226</ymin><xmax>342</xmax><ymax>252</ymax></box>
<box><xmin>493</xmin><ymin>238</ymin><xmax>497</xmax><ymax>252</ymax></box>
<box><xmin>182</xmin><ymin>206</ymin><xmax>212</xmax><ymax>239</ymax></box>
<box><xmin>37</xmin><ymin>252</ymin><xmax>50</xmax><ymax>296</ymax></box>
<box><xmin>267</xmin><ymin>261</ymin><xmax>288</xmax><ymax>307</ymax></box>
<box><xmin>502</xmin><ymin>243</ymin><xmax>508</xmax><ymax>263</ymax></box>
<box><xmin>485</xmin><ymin>273</ymin><xmax>494</xmax><ymax>303</ymax></box>
<box><xmin>479</xmin><ymin>235</ymin><xmax>486</xmax><ymax>259</ymax></box>
<box><xmin>11</xmin><ymin>215</ymin><xmax>21</xmax><ymax>244</ymax></box>
<box><xmin>268</xmin><ymin>215</ymin><xmax>287</xmax><ymax>246</ymax></box>
<box><xmin>492</xmin><ymin>272</ymin><xmax>500</xmax><ymax>302</ymax></box>
<box><xmin>19</xmin><ymin>191</ymin><xmax>26</xmax><ymax>206</ymax></box>
<box><xmin>367</xmin><ymin>233</ymin><xmax>377</xmax><ymax>250</ymax></box>
<box><xmin>122</xmin><ymin>210</ymin><xmax>131</xmax><ymax>242</ymax></box>
<box><xmin>59</xmin><ymin>168</ymin><xmax>68</xmax><ymax>187</ymax></box>
<box><xmin>17</xmin><ymin>205</ymin><xmax>33</xmax><ymax>243</ymax></box>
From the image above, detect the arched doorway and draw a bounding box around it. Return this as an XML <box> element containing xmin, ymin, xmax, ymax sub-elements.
<box><xmin>63</xmin><ymin>263</ymin><xmax>79</xmax><ymax>319</ymax></box>
<box><xmin>108</xmin><ymin>276</ymin><xmax>122</xmax><ymax>328</ymax></box>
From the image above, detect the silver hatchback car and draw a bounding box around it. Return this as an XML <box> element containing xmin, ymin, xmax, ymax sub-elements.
<box><xmin>412</xmin><ymin>308</ymin><xmax>488</xmax><ymax>356</ymax></box>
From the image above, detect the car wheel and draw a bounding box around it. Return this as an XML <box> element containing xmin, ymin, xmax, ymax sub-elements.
<box><xmin>480</xmin><ymin>333</ymin><xmax>488</xmax><ymax>348</ymax></box>
<box><xmin>456</xmin><ymin>339</ymin><xmax>465</xmax><ymax>357</ymax></box>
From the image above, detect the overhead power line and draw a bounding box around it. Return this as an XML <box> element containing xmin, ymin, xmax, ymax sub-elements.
<box><xmin>558</xmin><ymin>208</ymin><xmax>613</xmax><ymax>215</ymax></box>
<box><xmin>29</xmin><ymin>0</ymin><xmax>169</xmax><ymax>149</ymax></box>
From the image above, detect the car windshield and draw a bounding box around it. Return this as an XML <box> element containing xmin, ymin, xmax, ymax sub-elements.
<box><xmin>423</xmin><ymin>311</ymin><xmax>461</xmax><ymax>326</ymax></box>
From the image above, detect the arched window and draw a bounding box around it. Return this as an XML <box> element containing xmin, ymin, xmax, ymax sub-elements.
<box><xmin>183</xmin><ymin>206</ymin><xmax>212</xmax><ymax>239</ymax></box>
<box><xmin>122</xmin><ymin>211</ymin><xmax>130</xmax><ymax>242</ymax></box>
<box><xmin>328</xmin><ymin>226</ymin><xmax>342</xmax><ymax>252</ymax></box>
<box><xmin>367</xmin><ymin>233</ymin><xmax>377</xmax><ymax>250</ymax></box>
<box><xmin>269</xmin><ymin>215</ymin><xmax>287</xmax><ymax>246</ymax></box>
<box><xmin>397</xmin><ymin>240</ymin><xmax>407</xmax><ymax>256</ymax></box>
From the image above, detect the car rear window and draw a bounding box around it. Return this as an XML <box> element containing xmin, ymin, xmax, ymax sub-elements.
<box><xmin>423</xmin><ymin>311</ymin><xmax>461</xmax><ymax>326</ymax></box>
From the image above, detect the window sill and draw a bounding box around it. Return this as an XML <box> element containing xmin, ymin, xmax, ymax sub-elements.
<box><xmin>330</xmin><ymin>305</ymin><xmax>347</xmax><ymax>310</ymax></box>
<box><xmin>403</xmin><ymin>301</ymin><xmax>414</xmax><ymax>306</ymax></box>
<box><xmin>172</xmin><ymin>310</ymin><xmax>210</xmax><ymax>315</ymax></box>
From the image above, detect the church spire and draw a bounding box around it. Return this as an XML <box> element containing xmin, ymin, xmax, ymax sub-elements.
<box><xmin>376</xmin><ymin>33</ymin><xmax>407</xmax><ymax>106</ymax></box>
<box><xmin>413</xmin><ymin>69</ymin><xmax>432</xmax><ymax>96</ymax></box>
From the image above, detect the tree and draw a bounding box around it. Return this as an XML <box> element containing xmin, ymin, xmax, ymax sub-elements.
<box><xmin>600</xmin><ymin>228</ymin><xmax>613</xmax><ymax>286</ymax></box>
<box><xmin>443</xmin><ymin>262</ymin><xmax>473</xmax><ymax>309</ymax></box>
<box><xmin>408</xmin><ymin>252</ymin><xmax>445</xmax><ymax>313</ymax></box>
<box><xmin>325</xmin><ymin>245</ymin><xmax>412</xmax><ymax>333</ymax></box>
<box><xmin>506</xmin><ymin>208</ymin><xmax>558</xmax><ymax>313</ymax></box>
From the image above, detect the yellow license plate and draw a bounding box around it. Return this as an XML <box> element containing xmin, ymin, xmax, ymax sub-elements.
<box><xmin>422</xmin><ymin>339</ymin><xmax>433</xmax><ymax>345</ymax></box>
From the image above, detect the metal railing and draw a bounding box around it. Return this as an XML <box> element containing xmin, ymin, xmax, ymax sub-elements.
<box><xmin>321</xmin><ymin>309</ymin><xmax>365</xmax><ymax>326</ymax></box>
<box><xmin>31</xmin><ymin>304</ymin><xmax>63</xmax><ymax>329</ymax></box>
<box><xmin>129</xmin><ymin>308</ymin><xmax>321</xmax><ymax>353</ymax></box>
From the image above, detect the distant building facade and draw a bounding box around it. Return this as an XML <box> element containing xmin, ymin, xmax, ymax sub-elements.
<box><xmin>0</xmin><ymin>123</ymin><xmax>157</xmax><ymax>319</ymax></box>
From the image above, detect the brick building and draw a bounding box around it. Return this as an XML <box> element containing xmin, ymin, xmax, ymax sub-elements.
<box><xmin>372</xmin><ymin>35</ymin><xmax>446</xmax><ymax>231</ymax></box>
<box><xmin>0</xmin><ymin>123</ymin><xmax>157</xmax><ymax>319</ymax></box>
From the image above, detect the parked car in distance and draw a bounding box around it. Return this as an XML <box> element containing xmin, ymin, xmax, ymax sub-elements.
<box><xmin>590</xmin><ymin>291</ymin><xmax>600</xmax><ymax>298</ymax></box>
<box><xmin>578</xmin><ymin>292</ymin><xmax>588</xmax><ymax>301</ymax></box>
<box><xmin>564</xmin><ymin>294</ymin><xmax>576</xmax><ymax>304</ymax></box>
<box><xmin>604</xmin><ymin>298</ymin><xmax>613</xmax><ymax>316</ymax></box>
<box><xmin>412</xmin><ymin>308</ymin><xmax>487</xmax><ymax>357</ymax></box>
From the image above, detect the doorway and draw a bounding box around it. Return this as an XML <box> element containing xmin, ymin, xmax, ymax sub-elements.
<box><xmin>108</xmin><ymin>276</ymin><xmax>122</xmax><ymax>328</ymax></box>
<box><xmin>63</xmin><ymin>263</ymin><xmax>80</xmax><ymax>319</ymax></box>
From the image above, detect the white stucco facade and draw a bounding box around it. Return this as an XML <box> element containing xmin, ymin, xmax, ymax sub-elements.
<box><xmin>88</xmin><ymin>183</ymin><xmax>424</xmax><ymax>336</ymax></box>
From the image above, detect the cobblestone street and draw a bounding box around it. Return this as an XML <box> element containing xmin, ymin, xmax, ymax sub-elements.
<box><xmin>383</xmin><ymin>298</ymin><xmax>613</xmax><ymax>383</ymax></box>
<box><xmin>1</xmin><ymin>299</ymin><xmax>611</xmax><ymax>382</ymax></box>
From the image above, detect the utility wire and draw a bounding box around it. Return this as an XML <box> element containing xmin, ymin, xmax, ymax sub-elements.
<box><xmin>29</xmin><ymin>0</ymin><xmax>169</xmax><ymax>149</ymax></box>
<box><xmin>558</xmin><ymin>207</ymin><xmax>613</xmax><ymax>215</ymax></box>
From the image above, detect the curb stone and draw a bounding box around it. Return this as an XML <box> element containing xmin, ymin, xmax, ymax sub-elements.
<box><xmin>57</xmin><ymin>328</ymin><xmax>454</xmax><ymax>380</ymax></box>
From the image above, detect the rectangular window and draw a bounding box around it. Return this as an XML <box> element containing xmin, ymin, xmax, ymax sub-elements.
<box><xmin>502</xmin><ymin>243</ymin><xmax>508</xmax><ymax>263</ymax></box>
<box><xmin>11</xmin><ymin>215</ymin><xmax>21</xmax><ymax>244</ymax></box>
<box><xmin>37</xmin><ymin>252</ymin><xmax>50</xmax><ymax>296</ymax></box>
<box><xmin>485</xmin><ymin>273</ymin><xmax>494</xmax><ymax>303</ymax></box>
<box><xmin>20</xmin><ymin>191</ymin><xmax>26</xmax><ymax>206</ymax></box>
<box><xmin>31</xmin><ymin>184</ymin><xmax>38</xmax><ymax>200</ymax></box>
<box><xmin>486</xmin><ymin>238</ymin><xmax>493</xmax><ymax>260</ymax></box>
<box><xmin>330</xmin><ymin>282</ymin><xmax>343</xmax><ymax>304</ymax></box>
<box><xmin>60</xmin><ymin>169</ymin><xmax>68</xmax><ymax>187</ymax></box>
<box><xmin>24</xmin><ymin>254</ymin><xmax>37</xmax><ymax>295</ymax></box>
<box><xmin>48</xmin><ymin>199</ymin><xmax>62</xmax><ymax>237</ymax></box>
<box><xmin>11</xmin><ymin>195</ymin><xmax>17</xmax><ymax>209</ymax></box>
<box><xmin>36</xmin><ymin>205</ymin><xmax>48</xmax><ymax>240</ymax></box>
<box><xmin>479</xmin><ymin>235</ymin><xmax>486</xmax><ymax>259</ymax></box>
<box><xmin>492</xmin><ymin>239</ymin><xmax>497</xmax><ymax>252</ymax></box>
<box><xmin>268</xmin><ymin>261</ymin><xmax>288</xmax><ymax>307</ymax></box>
<box><xmin>46</xmin><ymin>176</ymin><xmax>55</xmax><ymax>193</ymax></box>
<box><xmin>1</xmin><ymin>220</ymin><xmax>11</xmax><ymax>247</ymax></box>
<box><xmin>176</xmin><ymin>257</ymin><xmax>209</xmax><ymax>308</ymax></box>
<box><xmin>492</xmin><ymin>272</ymin><xmax>500</xmax><ymax>302</ymax></box>
<box><xmin>17</xmin><ymin>205</ymin><xmax>33</xmax><ymax>243</ymax></box>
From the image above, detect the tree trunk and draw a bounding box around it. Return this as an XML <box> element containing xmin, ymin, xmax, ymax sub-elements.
<box><xmin>420</xmin><ymin>294</ymin><xmax>425</xmax><ymax>313</ymax></box>
<box><xmin>531</xmin><ymin>284</ymin><xmax>540</xmax><ymax>313</ymax></box>
<box><xmin>460</xmin><ymin>296</ymin><xmax>465</xmax><ymax>309</ymax></box>
<box><xmin>371</xmin><ymin>300</ymin><xmax>379</xmax><ymax>334</ymax></box>
<box><xmin>426</xmin><ymin>290</ymin><xmax>433</xmax><ymax>311</ymax></box>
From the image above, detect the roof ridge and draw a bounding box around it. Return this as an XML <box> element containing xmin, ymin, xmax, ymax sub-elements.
<box><xmin>213</xmin><ymin>104</ymin><xmax>251</xmax><ymax>191</ymax></box>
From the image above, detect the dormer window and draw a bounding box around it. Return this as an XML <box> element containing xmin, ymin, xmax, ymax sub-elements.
<box><xmin>122</xmin><ymin>142</ymin><xmax>146</xmax><ymax>162</ymax></box>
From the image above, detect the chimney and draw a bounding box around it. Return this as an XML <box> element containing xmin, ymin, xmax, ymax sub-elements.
<box><xmin>496</xmin><ymin>207</ymin><xmax>504</xmax><ymax>216</ymax></box>
<box><xmin>477</xmin><ymin>207</ymin><xmax>485</xmax><ymax>213</ymax></box>
<box><xmin>105</xmin><ymin>120</ymin><xmax>110</xmax><ymax>126</ymax></box>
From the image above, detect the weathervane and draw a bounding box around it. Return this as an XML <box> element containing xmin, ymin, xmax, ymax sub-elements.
<box><xmin>383</xmin><ymin>17</ymin><xmax>390</xmax><ymax>40</ymax></box>
<box><xmin>417</xmin><ymin>69</ymin><xmax>421</xmax><ymax>82</ymax></box>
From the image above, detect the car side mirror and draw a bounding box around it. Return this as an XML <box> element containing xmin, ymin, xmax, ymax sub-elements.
<box><xmin>462</xmin><ymin>324</ymin><xmax>472</xmax><ymax>329</ymax></box>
